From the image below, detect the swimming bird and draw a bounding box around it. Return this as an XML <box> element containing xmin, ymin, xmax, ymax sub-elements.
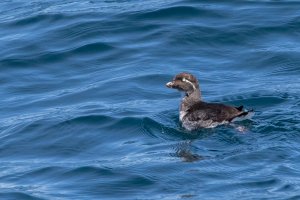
<box><xmin>166</xmin><ymin>72</ymin><xmax>253</xmax><ymax>130</ymax></box>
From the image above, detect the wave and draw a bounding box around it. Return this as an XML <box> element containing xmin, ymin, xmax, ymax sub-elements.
<box><xmin>0</xmin><ymin>192</ymin><xmax>43</xmax><ymax>200</ymax></box>
<box><xmin>8</xmin><ymin>13</ymin><xmax>66</xmax><ymax>27</ymax></box>
<box><xmin>1</xmin><ymin>41</ymin><xmax>116</xmax><ymax>68</ymax></box>
<box><xmin>130</xmin><ymin>5</ymin><xmax>225</xmax><ymax>20</ymax></box>
<box><xmin>0</xmin><ymin>164</ymin><xmax>156</xmax><ymax>198</ymax></box>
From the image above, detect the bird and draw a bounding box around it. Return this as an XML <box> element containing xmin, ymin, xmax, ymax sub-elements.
<box><xmin>166</xmin><ymin>72</ymin><xmax>254</xmax><ymax>130</ymax></box>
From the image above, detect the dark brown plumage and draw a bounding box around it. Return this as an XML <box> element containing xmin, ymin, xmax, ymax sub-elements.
<box><xmin>187</xmin><ymin>102</ymin><xmax>241</xmax><ymax>121</ymax></box>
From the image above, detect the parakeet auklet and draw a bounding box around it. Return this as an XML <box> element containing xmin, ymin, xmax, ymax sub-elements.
<box><xmin>166</xmin><ymin>72</ymin><xmax>254</xmax><ymax>130</ymax></box>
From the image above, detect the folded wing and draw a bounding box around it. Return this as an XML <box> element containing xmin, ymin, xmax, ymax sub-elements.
<box><xmin>185</xmin><ymin>102</ymin><xmax>244</xmax><ymax>123</ymax></box>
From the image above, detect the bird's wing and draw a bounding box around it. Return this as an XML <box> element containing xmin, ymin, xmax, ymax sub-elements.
<box><xmin>185</xmin><ymin>102</ymin><xmax>242</xmax><ymax>122</ymax></box>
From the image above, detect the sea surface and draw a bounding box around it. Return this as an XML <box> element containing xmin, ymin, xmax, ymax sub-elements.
<box><xmin>1</xmin><ymin>1</ymin><xmax>300</xmax><ymax>199</ymax></box>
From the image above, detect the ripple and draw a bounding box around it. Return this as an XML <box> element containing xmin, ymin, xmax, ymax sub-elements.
<box><xmin>131</xmin><ymin>5</ymin><xmax>225</xmax><ymax>20</ymax></box>
<box><xmin>71</xmin><ymin>42</ymin><xmax>115</xmax><ymax>54</ymax></box>
<box><xmin>1</xmin><ymin>40</ymin><xmax>116</xmax><ymax>66</ymax></box>
<box><xmin>64</xmin><ymin>115</ymin><xmax>115</xmax><ymax>125</ymax></box>
<box><xmin>0</xmin><ymin>192</ymin><xmax>43</xmax><ymax>200</ymax></box>
<box><xmin>9</xmin><ymin>13</ymin><xmax>66</xmax><ymax>27</ymax></box>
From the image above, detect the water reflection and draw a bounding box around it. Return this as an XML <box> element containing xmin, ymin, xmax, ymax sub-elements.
<box><xmin>171</xmin><ymin>140</ymin><xmax>202</xmax><ymax>162</ymax></box>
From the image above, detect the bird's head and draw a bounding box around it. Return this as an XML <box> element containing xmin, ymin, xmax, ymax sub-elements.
<box><xmin>166</xmin><ymin>72</ymin><xmax>199</xmax><ymax>95</ymax></box>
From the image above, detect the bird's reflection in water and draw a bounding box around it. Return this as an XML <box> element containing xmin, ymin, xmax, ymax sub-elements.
<box><xmin>171</xmin><ymin>140</ymin><xmax>203</xmax><ymax>162</ymax></box>
<box><xmin>176</xmin><ymin>148</ymin><xmax>202</xmax><ymax>162</ymax></box>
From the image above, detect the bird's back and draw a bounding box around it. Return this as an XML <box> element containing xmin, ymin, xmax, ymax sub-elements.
<box><xmin>182</xmin><ymin>101</ymin><xmax>245</xmax><ymax>130</ymax></box>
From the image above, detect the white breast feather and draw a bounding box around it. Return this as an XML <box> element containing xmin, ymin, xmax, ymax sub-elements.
<box><xmin>179</xmin><ymin>111</ymin><xmax>187</xmax><ymax>121</ymax></box>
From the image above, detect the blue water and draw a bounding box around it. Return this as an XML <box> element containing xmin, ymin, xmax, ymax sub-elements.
<box><xmin>1</xmin><ymin>1</ymin><xmax>300</xmax><ymax>199</ymax></box>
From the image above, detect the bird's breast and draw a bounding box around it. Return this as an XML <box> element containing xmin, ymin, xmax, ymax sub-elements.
<box><xmin>179</xmin><ymin>111</ymin><xmax>188</xmax><ymax>121</ymax></box>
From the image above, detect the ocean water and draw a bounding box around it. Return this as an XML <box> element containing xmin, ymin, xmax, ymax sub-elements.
<box><xmin>1</xmin><ymin>0</ymin><xmax>300</xmax><ymax>199</ymax></box>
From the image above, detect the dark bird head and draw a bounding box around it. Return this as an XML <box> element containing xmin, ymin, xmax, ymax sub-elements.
<box><xmin>166</xmin><ymin>72</ymin><xmax>199</xmax><ymax>95</ymax></box>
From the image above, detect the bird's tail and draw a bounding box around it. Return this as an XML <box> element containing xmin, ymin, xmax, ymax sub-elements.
<box><xmin>230</xmin><ymin>109</ymin><xmax>255</xmax><ymax>122</ymax></box>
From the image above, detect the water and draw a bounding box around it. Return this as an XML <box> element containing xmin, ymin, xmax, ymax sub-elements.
<box><xmin>1</xmin><ymin>0</ymin><xmax>300</xmax><ymax>199</ymax></box>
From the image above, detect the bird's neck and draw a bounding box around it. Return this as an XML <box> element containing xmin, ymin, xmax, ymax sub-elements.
<box><xmin>180</xmin><ymin>89</ymin><xmax>201</xmax><ymax>112</ymax></box>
